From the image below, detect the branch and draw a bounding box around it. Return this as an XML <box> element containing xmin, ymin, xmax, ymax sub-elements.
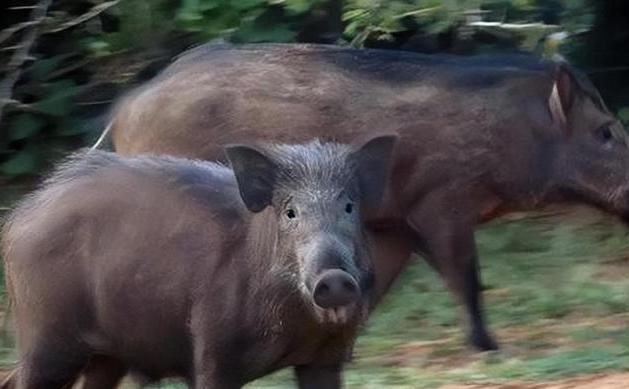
<box><xmin>0</xmin><ymin>0</ymin><xmax>53</xmax><ymax>129</ymax></box>
<box><xmin>350</xmin><ymin>26</ymin><xmax>373</xmax><ymax>48</ymax></box>
<box><xmin>46</xmin><ymin>0</ymin><xmax>122</xmax><ymax>34</ymax></box>
<box><xmin>393</xmin><ymin>6</ymin><xmax>439</xmax><ymax>20</ymax></box>
<box><xmin>0</xmin><ymin>20</ymin><xmax>39</xmax><ymax>47</ymax></box>
<box><xmin>45</xmin><ymin>56</ymin><xmax>88</xmax><ymax>80</ymax></box>
<box><xmin>9</xmin><ymin>6</ymin><xmax>39</xmax><ymax>11</ymax></box>
<box><xmin>0</xmin><ymin>99</ymin><xmax>32</xmax><ymax>112</ymax></box>
<box><xmin>468</xmin><ymin>21</ymin><xmax>560</xmax><ymax>31</ymax></box>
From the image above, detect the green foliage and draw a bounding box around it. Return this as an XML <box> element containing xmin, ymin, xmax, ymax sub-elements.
<box><xmin>0</xmin><ymin>0</ymin><xmax>327</xmax><ymax>179</ymax></box>
<box><xmin>342</xmin><ymin>0</ymin><xmax>566</xmax><ymax>49</ymax></box>
<box><xmin>174</xmin><ymin>0</ymin><xmax>327</xmax><ymax>42</ymax></box>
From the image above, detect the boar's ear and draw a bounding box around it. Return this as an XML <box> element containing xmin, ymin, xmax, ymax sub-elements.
<box><xmin>549</xmin><ymin>60</ymin><xmax>575</xmax><ymax>131</ymax></box>
<box><xmin>225</xmin><ymin>145</ymin><xmax>278</xmax><ymax>213</ymax></box>
<box><xmin>350</xmin><ymin>134</ymin><xmax>398</xmax><ymax>210</ymax></box>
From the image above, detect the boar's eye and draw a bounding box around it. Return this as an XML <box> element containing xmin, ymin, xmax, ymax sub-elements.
<box><xmin>345</xmin><ymin>203</ymin><xmax>354</xmax><ymax>214</ymax></box>
<box><xmin>596</xmin><ymin>124</ymin><xmax>613</xmax><ymax>143</ymax></box>
<box><xmin>286</xmin><ymin>209</ymin><xmax>296</xmax><ymax>219</ymax></box>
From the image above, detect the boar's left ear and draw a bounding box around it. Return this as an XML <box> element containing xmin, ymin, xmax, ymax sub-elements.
<box><xmin>350</xmin><ymin>134</ymin><xmax>398</xmax><ymax>210</ymax></box>
<box><xmin>549</xmin><ymin>59</ymin><xmax>575</xmax><ymax>131</ymax></box>
<box><xmin>225</xmin><ymin>145</ymin><xmax>278</xmax><ymax>213</ymax></box>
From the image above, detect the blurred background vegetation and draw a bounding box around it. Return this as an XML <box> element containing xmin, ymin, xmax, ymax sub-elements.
<box><xmin>1</xmin><ymin>0</ymin><xmax>629</xmax><ymax>182</ymax></box>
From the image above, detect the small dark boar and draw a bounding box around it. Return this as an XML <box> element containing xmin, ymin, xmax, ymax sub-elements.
<box><xmin>108</xmin><ymin>43</ymin><xmax>629</xmax><ymax>351</ymax></box>
<box><xmin>1</xmin><ymin>136</ymin><xmax>396</xmax><ymax>389</ymax></box>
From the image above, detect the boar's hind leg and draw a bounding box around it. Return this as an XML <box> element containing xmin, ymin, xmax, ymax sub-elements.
<box><xmin>78</xmin><ymin>355</ymin><xmax>126</xmax><ymax>389</ymax></box>
<box><xmin>409</xmin><ymin>195</ymin><xmax>498</xmax><ymax>351</ymax></box>
<box><xmin>14</xmin><ymin>341</ymin><xmax>87</xmax><ymax>389</ymax></box>
<box><xmin>294</xmin><ymin>364</ymin><xmax>341</xmax><ymax>389</ymax></box>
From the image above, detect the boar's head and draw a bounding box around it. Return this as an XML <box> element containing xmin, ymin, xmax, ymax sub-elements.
<box><xmin>226</xmin><ymin>135</ymin><xmax>397</xmax><ymax>326</ymax></box>
<box><xmin>547</xmin><ymin>59</ymin><xmax>629</xmax><ymax>220</ymax></box>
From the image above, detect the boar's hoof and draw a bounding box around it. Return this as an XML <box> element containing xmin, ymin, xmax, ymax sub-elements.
<box><xmin>470</xmin><ymin>328</ymin><xmax>499</xmax><ymax>351</ymax></box>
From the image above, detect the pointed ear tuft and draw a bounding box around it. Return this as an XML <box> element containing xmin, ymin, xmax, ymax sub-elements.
<box><xmin>350</xmin><ymin>134</ymin><xmax>398</xmax><ymax>210</ymax></box>
<box><xmin>549</xmin><ymin>62</ymin><xmax>574</xmax><ymax>132</ymax></box>
<box><xmin>225</xmin><ymin>145</ymin><xmax>277</xmax><ymax>213</ymax></box>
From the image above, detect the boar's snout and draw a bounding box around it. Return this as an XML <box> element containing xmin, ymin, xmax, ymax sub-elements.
<box><xmin>300</xmin><ymin>234</ymin><xmax>368</xmax><ymax>325</ymax></box>
<box><xmin>313</xmin><ymin>269</ymin><xmax>360</xmax><ymax>309</ymax></box>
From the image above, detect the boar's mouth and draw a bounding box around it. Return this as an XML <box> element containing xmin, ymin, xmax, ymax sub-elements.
<box><xmin>310</xmin><ymin>301</ymin><xmax>369</xmax><ymax>328</ymax></box>
<box><xmin>314</xmin><ymin>305</ymin><xmax>356</xmax><ymax>326</ymax></box>
<box><xmin>556</xmin><ymin>187</ymin><xmax>629</xmax><ymax>225</ymax></box>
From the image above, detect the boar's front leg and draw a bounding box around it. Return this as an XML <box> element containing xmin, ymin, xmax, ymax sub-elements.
<box><xmin>191</xmin><ymin>332</ymin><xmax>242</xmax><ymax>389</ymax></box>
<box><xmin>294</xmin><ymin>364</ymin><xmax>342</xmax><ymax>389</ymax></box>
<box><xmin>408</xmin><ymin>190</ymin><xmax>498</xmax><ymax>351</ymax></box>
<box><xmin>77</xmin><ymin>355</ymin><xmax>126</xmax><ymax>389</ymax></box>
<box><xmin>192</xmin><ymin>365</ymin><xmax>241</xmax><ymax>389</ymax></box>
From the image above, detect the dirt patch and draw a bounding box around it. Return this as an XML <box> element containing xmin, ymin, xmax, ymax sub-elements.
<box><xmin>442</xmin><ymin>373</ymin><xmax>629</xmax><ymax>389</ymax></box>
<box><xmin>595</xmin><ymin>256</ymin><xmax>629</xmax><ymax>282</ymax></box>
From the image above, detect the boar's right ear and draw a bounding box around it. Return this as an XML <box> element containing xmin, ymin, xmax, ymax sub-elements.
<box><xmin>350</xmin><ymin>134</ymin><xmax>398</xmax><ymax>210</ymax></box>
<box><xmin>549</xmin><ymin>60</ymin><xmax>575</xmax><ymax>131</ymax></box>
<box><xmin>225</xmin><ymin>145</ymin><xmax>278</xmax><ymax>213</ymax></box>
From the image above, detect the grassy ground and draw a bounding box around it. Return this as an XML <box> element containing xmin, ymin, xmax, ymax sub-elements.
<box><xmin>1</xmin><ymin>192</ymin><xmax>628</xmax><ymax>387</ymax></box>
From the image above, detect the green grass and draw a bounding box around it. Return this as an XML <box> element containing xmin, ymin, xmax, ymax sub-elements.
<box><xmin>2</xmin><ymin>198</ymin><xmax>629</xmax><ymax>388</ymax></box>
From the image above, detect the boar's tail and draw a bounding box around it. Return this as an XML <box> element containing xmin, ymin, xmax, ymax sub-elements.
<box><xmin>0</xmin><ymin>283</ymin><xmax>13</xmax><ymax>343</ymax></box>
<box><xmin>0</xmin><ymin>366</ymin><xmax>18</xmax><ymax>389</ymax></box>
<box><xmin>90</xmin><ymin>121</ymin><xmax>112</xmax><ymax>150</ymax></box>
<box><xmin>0</xmin><ymin>211</ymin><xmax>16</xmax><ymax>340</ymax></box>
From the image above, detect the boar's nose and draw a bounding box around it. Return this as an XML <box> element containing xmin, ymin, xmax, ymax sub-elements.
<box><xmin>313</xmin><ymin>269</ymin><xmax>360</xmax><ymax>309</ymax></box>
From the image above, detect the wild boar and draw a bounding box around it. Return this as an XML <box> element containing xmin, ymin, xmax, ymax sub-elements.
<box><xmin>1</xmin><ymin>135</ymin><xmax>396</xmax><ymax>389</ymax></box>
<box><xmin>107</xmin><ymin>43</ymin><xmax>628</xmax><ymax>351</ymax></box>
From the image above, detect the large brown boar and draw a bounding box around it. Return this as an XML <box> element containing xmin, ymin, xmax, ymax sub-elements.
<box><xmin>107</xmin><ymin>43</ymin><xmax>629</xmax><ymax>351</ymax></box>
<box><xmin>1</xmin><ymin>136</ymin><xmax>396</xmax><ymax>389</ymax></box>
